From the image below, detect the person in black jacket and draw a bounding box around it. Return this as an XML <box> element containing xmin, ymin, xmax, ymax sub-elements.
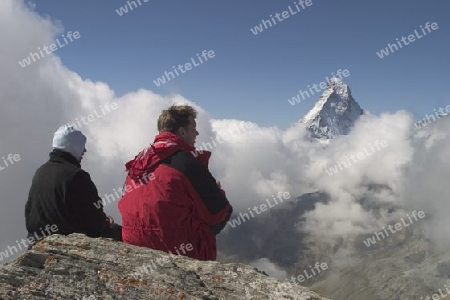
<box><xmin>25</xmin><ymin>125</ymin><xmax>122</xmax><ymax>248</ymax></box>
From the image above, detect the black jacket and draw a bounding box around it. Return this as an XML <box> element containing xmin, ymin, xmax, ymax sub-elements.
<box><xmin>25</xmin><ymin>150</ymin><xmax>122</xmax><ymax>245</ymax></box>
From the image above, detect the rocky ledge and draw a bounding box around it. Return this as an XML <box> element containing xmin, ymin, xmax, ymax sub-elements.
<box><xmin>0</xmin><ymin>234</ymin><xmax>330</xmax><ymax>300</ymax></box>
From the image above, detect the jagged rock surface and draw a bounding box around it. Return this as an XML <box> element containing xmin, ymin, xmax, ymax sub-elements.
<box><xmin>300</xmin><ymin>77</ymin><xmax>364</xmax><ymax>139</ymax></box>
<box><xmin>0</xmin><ymin>234</ymin><xmax>330</xmax><ymax>300</ymax></box>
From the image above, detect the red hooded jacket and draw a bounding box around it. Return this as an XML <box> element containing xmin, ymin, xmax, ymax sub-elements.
<box><xmin>118</xmin><ymin>132</ymin><xmax>233</xmax><ymax>261</ymax></box>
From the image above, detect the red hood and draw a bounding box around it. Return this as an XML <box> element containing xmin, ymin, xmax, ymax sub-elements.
<box><xmin>125</xmin><ymin>132</ymin><xmax>211</xmax><ymax>181</ymax></box>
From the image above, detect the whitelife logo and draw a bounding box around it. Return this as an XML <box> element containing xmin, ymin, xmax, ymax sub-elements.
<box><xmin>287</xmin><ymin>69</ymin><xmax>350</xmax><ymax>106</ymax></box>
<box><xmin>153</xmin><ymin>50</ymin><xmax>216</xmax><ymax>87</ymax></box>
<box><xmin>130</xmin><ymin>243</ymin><xmax>194</xmax><ymax>279</ymax></box>
<box><xmin>227</xmin><ymin>192</ymin><xmax>291</xmax><ymax>228</ymax></box>
<box><xmin>0</xmin><ymin>154</ymin><xmax>21</xmax><ymax>172</ymax></box>
<box><xmin>376</xmin><ymin>22</ymin><xmax>439</xmax><ymax>59</ymax></box>
<box><xmin>325</xmin><ymin>140</ymin><xmax>388</xmax><ymax>176</ymax></box>
<box><xmin>250</xmin><ymin>0</ymin><xmax>313</xmax><ymax>35</ymax></box>
<box><xmin>65</xmin><ymin>102</ymin><xmax>119</xmax><ymax>131</ymax></box>
<box><xmin>266</xmin><ymin>262</ymin><xmax>329</xmax><ymax>296</ymax></box>
<box><xmin>94</xmin><ymin>173</ymin><xmax>155</xmax><ymax>209</ymax></box>
<box><xmin>414</xmin><ymin>105</ymin><xmax>450</xmax><ymax>129</ymax></box>
<box><xmin>420</xmin><ymin>283</ymin><xmax>450</xmax><ymax>300</ymax></box>
<box><xmin>363</xmin><ymin>211</ymin><xmax>425</xmax><ymax>247</ymax></box>
<box><xmin>18</xmin><ymin>31</ymin><xmax>81</xmax><ymax>68</ymax></box>
<box><xmin>0</xmin><ymin>225</ymin><xmax>58</xmax><ymax>262</ymax></box>
<box><xmin>115</xmin><ymin>0</ymin><xmax>149</xmax><ymax>16</ymax></box>
<box><xmin>191</xmin><ymin>121</ymin><xmax>254</xmax><ymax>157</ymax></box>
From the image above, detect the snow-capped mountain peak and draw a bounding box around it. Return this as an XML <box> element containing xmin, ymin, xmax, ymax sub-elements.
<box><xmin>300</xmin><ymin>77</ymin><xmax>364</xmax><ymax>139</ymax></box>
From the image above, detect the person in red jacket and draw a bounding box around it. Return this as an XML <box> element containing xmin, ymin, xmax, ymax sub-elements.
<box><xmin>118</xmin><ymin>105</ymin><xmax>233</xmax><ymax>261</ymax></box>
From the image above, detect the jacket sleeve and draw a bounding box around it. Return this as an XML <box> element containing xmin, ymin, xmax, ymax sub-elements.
<box><xmin>66</xmin><ymin>170</ymin><xmax>121</xmax><ymax>240</ymax></box>
<box><xmin>174</xmin><ymin>152</ymin><xmax>233</xmax><ymax>231</ymax></box>
<box><xmin>208</xmin><ymin>205</ymin><xmax>233</xmax><ymax>234</ymax></box>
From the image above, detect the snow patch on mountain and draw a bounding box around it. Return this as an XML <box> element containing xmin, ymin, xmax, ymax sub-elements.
<box><xmin>300</xmin><ymin>77</ymin><xmax>364</xmax><ymax>139</ymax></box>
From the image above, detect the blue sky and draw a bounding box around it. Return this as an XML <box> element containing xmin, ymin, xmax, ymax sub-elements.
<box><xmin>32</xmin><ymin>0</ymin><xmax>449</xmax><ymax>129</ymax></box>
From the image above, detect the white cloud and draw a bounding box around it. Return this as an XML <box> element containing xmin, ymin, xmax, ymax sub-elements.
<box><xmin>250</xmin><ymin>258</ymin><xmax>288</xmax><ymax>280</ymax></box>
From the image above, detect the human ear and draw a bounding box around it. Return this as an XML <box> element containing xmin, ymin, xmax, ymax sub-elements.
<box><xmin>177</xmin><ymin>127</ymin><xmax>186</xmax><ymax>137</ymax></box>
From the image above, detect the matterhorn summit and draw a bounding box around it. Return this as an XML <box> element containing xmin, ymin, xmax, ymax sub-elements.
<box><xmin>300</xmin><ymin>77</ymin><xmax>364</xmax><ymax>139</ymax></box>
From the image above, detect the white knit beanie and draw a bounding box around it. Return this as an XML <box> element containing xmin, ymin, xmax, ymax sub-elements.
<box><xmin>52</xmin><ymin>125</ymin><xmax>87</xmax><ymax>160</ymax></box>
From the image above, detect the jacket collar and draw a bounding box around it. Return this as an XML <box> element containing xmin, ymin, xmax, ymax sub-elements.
<box><xmin>125</xmin><ymin>132</ymin><xmax>211</xmax><ymax>181</ymax></box>
<box><xmin>49</xmin><ymin>149</ymin><xmax>81</xmax><ymax>168</ymax></box>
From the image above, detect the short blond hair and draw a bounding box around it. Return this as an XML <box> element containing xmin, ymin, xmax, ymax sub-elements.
<box><xmin>157</xmin><ymin>104</ymin><xmax>197</xmax><ymax>133</ymax></box>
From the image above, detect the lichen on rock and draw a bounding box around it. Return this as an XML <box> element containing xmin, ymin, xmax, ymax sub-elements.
<box><xmin>0</xmin><ymin>234</ymin><xmax>330</xmax><ymax>300</ymax></box>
